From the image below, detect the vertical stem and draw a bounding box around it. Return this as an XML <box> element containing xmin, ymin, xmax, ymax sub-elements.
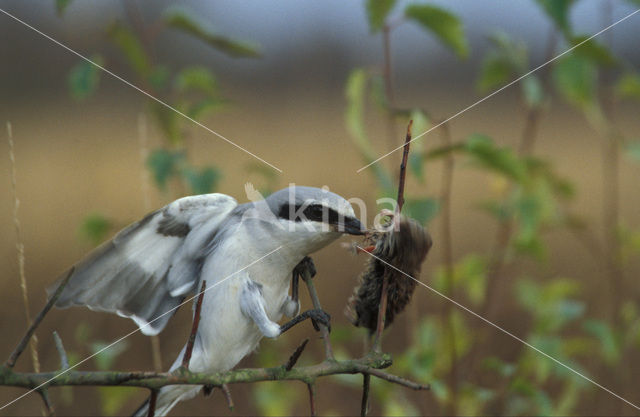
<box><xmin>302</xmin><ymin>272</ymin><xmax>334</xmax><ymax>360</ymax></box>
<box><xmin>6</xmin><ymin>122</ymin><xmax>40</xmax><ymax>374</ymax></box>
<box><xmin>439</xmin><ymin>123</ymin><xmax>458</xmax><ymax>416</ymax></box>
<box><xmin>307</xmin><ymin>383</ymin><xmax>317</xmax><ymax>417</ymax></box>
<box><xmin>181</xmin><ymin>280</ymin><xmax>207</xmax><ymax>369</ymax></box>
<box><xmin>396</xmin><ymin>120</ymin><xmax>413</xmax><ymax>214</ymax></box>
<box><xmin>147</xmin><ymin>389</ymin><xmax>158</xmax><ymax>417</ymax></box>
<box><xmin>360</xmin><ymin>373</ymin><xmax>371</xmax><ymax>417</ymax></box>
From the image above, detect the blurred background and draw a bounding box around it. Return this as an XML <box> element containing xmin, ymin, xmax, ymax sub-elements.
<box><xmin>1</xmin><ymin>0</ymin><xmax>640</xmax><ymax>415</ymax></box>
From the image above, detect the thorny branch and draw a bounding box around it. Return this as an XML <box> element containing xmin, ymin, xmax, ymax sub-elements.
<box><xmin>1</xmin><ymin>254</ymin><xmax>428</xmax><ymax>415</ymax></box>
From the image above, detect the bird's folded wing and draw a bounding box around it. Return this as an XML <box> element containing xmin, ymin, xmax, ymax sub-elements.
<box><xmin>48</xmin><ymin>193</ymin><xmax>238</xmax><ymax>335</ymax></box>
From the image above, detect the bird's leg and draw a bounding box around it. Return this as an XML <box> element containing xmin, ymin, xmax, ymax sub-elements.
<box><xmin>280</xmin><ymin>309</ymin><xmax>331</xmax><ymax>334</ymax></box>
<box><xmin>282</xmin><ymin>257</ymin><xmax>316</xmax><ymax>318</ymax></box>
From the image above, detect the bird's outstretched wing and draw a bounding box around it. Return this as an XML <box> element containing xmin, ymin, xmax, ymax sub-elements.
<box><xmin>48</xmin><ymin>193</ymin><xmax>238</xmax><ymax>335</ymax></box>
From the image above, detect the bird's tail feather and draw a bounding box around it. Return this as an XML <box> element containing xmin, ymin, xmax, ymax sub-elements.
<box><xmin>131</xmin><ymin>385</ymin><xmax>201</xmax><ymax>417</ymax></box>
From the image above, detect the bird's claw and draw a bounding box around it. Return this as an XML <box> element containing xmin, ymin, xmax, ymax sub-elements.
<box><xmin>293</xmin><ymin>256</ymin><xmax>316</xmax><ymax>279</ymax></box>
<box><xmin>308</xmin><ymin>309</ymin><xmax>331</xmax><ymax>333</ymax></box>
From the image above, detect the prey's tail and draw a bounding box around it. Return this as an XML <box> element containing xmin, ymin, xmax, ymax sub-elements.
<box><xmin>131</xmin><ymin>384</ymin><xmax>201</xmax><ymax>417</ymax></box>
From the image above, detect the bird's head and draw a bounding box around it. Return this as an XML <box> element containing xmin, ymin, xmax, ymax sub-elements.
<box><xmin>260</xmin><ymin>186</ymin><xmax>365</xmax><ymax>251</ymax></box>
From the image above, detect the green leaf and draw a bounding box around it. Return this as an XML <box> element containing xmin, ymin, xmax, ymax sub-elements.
<box><xmin>615</xmin><ymin>73</ymin><xmax>640</xmax><ymax>101</ymax></box>
<box><xmin>148</xmin><ymin>66</ymin><xmax>171</xmax><ymax>91</ymax></box>
<box><xmin>68</xmin><ymin>56</ymin><xmax>103</xmax><ymax>100</ymax></box>
<box><xmin>79</xmin><ymin>212</ymin><xmax>112</xmax><ymax>246</ymax></box>
<box><xmin>149</xmin><ymin>102</ymin><xmax>182</xmax><ymax>145</ymax></box>
<box><xmin>182</xmin><ymin>166</ymin><xmax>221</xmax><ymax>194</ymax></box>
<box><xmin>164</xmin><ymin>8</ymin><xmax>261</xmax><ymax>58</ymax></box>
<box><xmin>477</xmin><ymin>32</ymin><xmax>528</xmax><ymax>92</ymax></box>
<box><xmin>107</xmin><ymin>22</ymin><xmax>151</xmax><ymax>77</ymax></box>
<box><xmin>405</xmin><ymin>4</ymin><xmax>468</xmax><ymax>58</ymax></box>
<box><xmin>625</xmin><ymin>141</ymin><xmax>640</xmax><ymax>162</ymax></box>
<box><xmin>403</xmin><ymin>197</ymin><xmax>440</xmax><ymax>224</ymax></box>
<box><xmin>464</xmin><ymin>134</ymin><xmax>526</xmax><ymax>182</ymax></box>
<box><xmin>366</xmin><ymin>0</ymin><xmax>396</xmax><ymax>32</ymax></box>
<box><xmin>147</xmin><ymin>149</ymin><xmax>185</xmax><ymax>189</ymax></box>
<box><xmin>534</xmin><ymin>0</ymin><xmax>574</xmax><ymax>33</ymax></box>
<box><xmin>570</xmin><ymin>36</ymin><xmax>617</xmax><ymax>67</ymax></box>
<box><xmin>175</xmin><ymin>66</ymin><xmax>218</xmax><ymax>95</ymax></box>
<box><xmin>91</xmin><ymin>340</ymin><xmax>129</xmax><ymax>370</ymax></box>
<box><xmin>521</xmin><ymin>75</ymin><xmax>545</xmax><ymax>108</ymax></box>
<box><xmin>583</xmin><ymin>319</ymin><xmax>621</xmax><ymax>364</ymax></box>
<box><xmin>56</xmin><ymin>0</ymin><xmax>73</xmax><ymax>16</ymax></box>
<box><xmin>345</xmin><ymin>68</ymin><xmax>370</xmax><ymax>157</ymax></box>
<box><xmin>408</xmin><ymin>109</ymin><xmax>429</xmax><ymax>181</ymax></box>
<box><xmin>553</xmin><ymin>54</ymin><xmax>597</xmax><ymax>109</ymax></box>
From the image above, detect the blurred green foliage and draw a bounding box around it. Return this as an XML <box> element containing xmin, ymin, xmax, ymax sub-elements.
<box><xmin>343</xmin><ymin>0</ymin><xmax>640</xmax><ymax>415</ymax></box>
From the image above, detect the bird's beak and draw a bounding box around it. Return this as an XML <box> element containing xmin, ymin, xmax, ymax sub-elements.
<box><xmin>342</xmin><ymin>217</ymin><xmax>366</xmax><ymax>235</ymax></box>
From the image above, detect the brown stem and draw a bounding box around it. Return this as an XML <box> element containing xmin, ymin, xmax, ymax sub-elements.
<box><xmin>301</xmin><ymin>272</ymin><xmax>334</xmax><ymax>360</ymax></box>
<box><xmin>371</xmin><ymin>277</ymin><xmax>389</xmax><ymax>353</ymax></box>
<box><xmin>221</xmin><ymin>383</ymin><xmax>234</xmax><ymax>410</ymax></box>
<box><xmin>5</xmin><ymin>268</ymin><xmax>75</xmax><ymax>369</ymax></box>
<box><xmin>307</xmin><ymin>383</ymin><xmax>317</xmax><ymax>417</ymax></box>
<box><xmin>181</xmin><ymin>280</ymin><xmax>206</xmax><ymax>369</ymax></box>
<box><xmin>396</xmin><ymin>120</ymin><xmax>413</xmax><ymax>214</ymax></box>
<box><xmin>37</xmin><ymin>389</ymin><xmax>54</xmax><ymax>416</ymax></box>
<box><xmin>147</xmin><ymin>389</ymin><xmax>158</xmax><ymax>417</ymax></box>
<box><xmin>360</xmin><ymin>373</ymin><xmax>370</xmax><ymax>417</ymax></box>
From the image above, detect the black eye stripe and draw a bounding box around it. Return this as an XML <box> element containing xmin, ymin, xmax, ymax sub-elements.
<box><xmin>277</xmin><ymin>203</ymin><xmax>342</xmax><ymax>223</ymax></box>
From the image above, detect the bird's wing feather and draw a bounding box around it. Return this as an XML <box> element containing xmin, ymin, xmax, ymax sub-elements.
<box><xmin>49</xmin><ymin>193</ymin><xmax>237</xmax><ymax>335</ymax></box>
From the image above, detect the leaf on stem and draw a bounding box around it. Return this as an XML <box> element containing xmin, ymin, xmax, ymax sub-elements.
<box><xmin>366</xmin><ymin>0</ymin><xmax>396</xmax><ymax>32</ymax></box>
<box><xmin>68</xmin><ymin>55</ymin><xmax>103</xmax><ymax>100</ymax></box>
<box><xmin>164</xmin><ymin>8</ymin><xmax>261</xmax><ymax>58</ymax></box>
<box><xmin>404</xmin><ymin>4</ymin><xmax>468</xmax><ymax>58</ymax></box>
<box><xmin>107</xmin><ymin>22</ymin><xmax>152</xmax><ymax>77</ymax></box>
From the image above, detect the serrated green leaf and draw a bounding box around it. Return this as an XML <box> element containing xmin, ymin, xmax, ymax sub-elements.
<box><xmin>405</xmin><ymin>4</ymin><xmax>468</xmax><ymax>58</ymax></box>
<box><xmin>615</xmin><ymin>73</ymin><xmax>640</xmax><ymax>101</ymax></box>
<box><xmin>56</xmin><ymin>0</ymin><xmax>73</xmax><ymax>16</ymax></box>
<box><xmin>366</xmin><ymin>0</ymin><xmax>396</xmax><ymax>32</ymax></box>
<box><xmin>147</xmin><ymin>149</ymin><xmax>185</xmax><ymax>189</ymax></box>
<box><xmin>107</xmin><ymin>22</ymin><xmax>151</xmax><ymax>77</ymax></box>
<box><xmin>553</xmin><ymin>54</ymin><xmax>597</xmax><ymax>109</ymax></box>
<box><xmin>164</xmin><ymin>8</ymin><xmax>261</xmax><ymax>58</ymax></box>
<box><xmin>403</xmin><ymin>197</ymin><xmax>440</xmax><ymax>224</ymax></box>
<box><xmin>68</xmin><ymin>56</ymin><xmax>103</xmax><ymax>100</ymax></box>
<box><xmin>535</xmin><ymin>0</ymin><xmax>574</xmax><ymax>33</ymax></box>
<box><xmin>79</xmin><ymin>212</ymin><xmax>112</xmax><ymax>246</ymax></box>
<box><xmin>182</xmin><ymin>166</ymin><xmax>221</xmax><ymax>194</ymax></box>
<box><xmin>570</xmin><ymin>36</ymin><xmax>617</xmax><ymax>67</ymax></box>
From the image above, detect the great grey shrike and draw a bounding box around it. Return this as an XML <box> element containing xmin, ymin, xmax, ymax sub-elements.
<box><xmin>48</xmin><ymin>185</ymin><xmax>365</xmax><ymax>416</ymax></box>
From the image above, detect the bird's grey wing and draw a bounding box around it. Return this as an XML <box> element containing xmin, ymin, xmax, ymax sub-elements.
<box><xmin>49</xmin><ymin>193</ymin><xmax>237</xmax><ymax>335</ymax></box>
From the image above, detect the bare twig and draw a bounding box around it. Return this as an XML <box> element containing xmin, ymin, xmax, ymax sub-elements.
<box><xmin>307</xmin><ymin>383</ymin><xmax>317</xmax><ymax>417</ymax></box>
<box><xmin>5</xmin><ymin>267</ymin><xmax>75</xmax><ymax>369</ymax></box>
<box><xmin>37</xmin><ymin>389</ymin><xmax>54</xmax><ymax>416</ymax></box>
<box><xmin>221</xmin><ymin>383</ymin><xmax>234</xmax><ymax>410</ymax></box>
<box><xmin>52</xmin><ymin>332</ymin><xmax>68</xmax><ymax>371</ymax></box>
<box><xmin>360</xmin><ymin>373</ymin><xmax>370</xmax><ymax>417</ymax></box>
<box><xmin>372</xmin><ymin>120</ymin><xmax>413</xmax><ymax>353</ymax></box>
<box><xmin>6</xmin><ymin>122</ymin><xmax>40</xmax><ymax>374</ymax></box>
<box><xmin>396</xmin><ymin>120</ymin><xmax>413</xmax><ymax>214</ymax></box>
<box><xmin>147</xmin><ymin>389</ymin><xmax>158</xmax><ymax>417</ymax></box>
<box><xmin>181</xmin><ymin>280</ymin><xmax>207</xmax><ymax>369</ymax></box>
<box><xmin>301</xmin><ymin>272</ymin><xmax>334</xmax><ymax>360</ymax></box>
<box><xmin>284</xmin><ymin>338</ymin><xmax>310</xmax><ymax>372</ymax></box>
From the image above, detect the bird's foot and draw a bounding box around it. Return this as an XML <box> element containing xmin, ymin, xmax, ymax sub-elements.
<box><xmin>293</xmin><ymin>256</ymin><xmax>316</xmax><ymax>279</ymax></box>
<box><xmin>280</xmin><ymin>308</ymin><xmax>331</xmax><ymax>334</ymax></box>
